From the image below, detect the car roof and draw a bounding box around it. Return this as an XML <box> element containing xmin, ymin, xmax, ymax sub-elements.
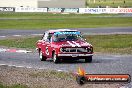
<box><xmin>47</xmin><ymin>29</ymin><xmax>79</xmax><ymax>34</ymax></box>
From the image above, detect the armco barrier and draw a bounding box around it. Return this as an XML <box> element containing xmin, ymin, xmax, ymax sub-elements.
<box><xmin>15</xmin><ymin>7</ymin><xmax>47</xmax><ymax>12</ymax></box>
<box><xmin>79</xmin><ymin>8</ymin><xmax>132</xmax><ymax>14</ymax></box>
<box><xmin>48</xmin><ymin>8</ymin><xmax>62</xmax><ymax>13</ymax></box>
<box><xmin>0</xmin><ymin>7</ymin><xmax>15</xmax><ymax>12</ymax></box>
<box><xmin>63</xmin><ymin>8</ymin><xmax>79</xmax><ymax>13</ymax></box>
<box><xmin>79</xmin><ymin>8</ymin><xmax>107</xmax><ymax>14</ymax></box>
<box><xmin>48</xmin><ymin>8</ymin><xmax>79</xmax><ymax>13</ymax></box>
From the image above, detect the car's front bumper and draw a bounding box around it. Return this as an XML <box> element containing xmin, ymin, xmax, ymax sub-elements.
<box><xmin>58</xmin><ymin>53</ymin><xmax>93</xmax><ymax>57</ymax></box>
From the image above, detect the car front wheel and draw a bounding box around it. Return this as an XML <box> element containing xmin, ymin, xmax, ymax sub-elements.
<box><xmin>39</xmin><ymin>50</ymin><xmax>47</xmax><ymax>61</ymax></box>
<box><xmin>52</xmin><ymin>52</ymin><xmax>60</xmax><ymax>64</ymax></box>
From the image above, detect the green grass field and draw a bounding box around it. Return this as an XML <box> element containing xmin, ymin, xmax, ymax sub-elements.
<box><xmin>85</xmin><ymin>0</ymin><xmax>132</xmax><ymax>7</ymax></box>
<box><xmin>0</xmin><ymin>34</ymin><xmax>131</xmax><ymax>54</ymax></box>
<box><xmin>0</xmin><ymin>36</ymin><xmax>39</xmax><ymax>49</ymax></box>
<box><xmin>0</xmin><ymin>13</ymin><xmax>132</xmax><ymax>29</ymax></box>
<box><xmin>85</xmin><ymin>34</ymin><xmax>132</xmax><ymax>54</ymax></box>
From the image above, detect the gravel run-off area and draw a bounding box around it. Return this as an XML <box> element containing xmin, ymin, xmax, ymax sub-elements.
<box><xmin>0</xmin><ymin>65</ymin><xmax>124</xmax><ymax>88</ymax></box>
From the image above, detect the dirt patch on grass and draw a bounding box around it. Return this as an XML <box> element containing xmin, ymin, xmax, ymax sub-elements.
<box><xmin>0</xmin><ymin>65</ymin><xmax>123</xmax><ymax>88</ymax></box>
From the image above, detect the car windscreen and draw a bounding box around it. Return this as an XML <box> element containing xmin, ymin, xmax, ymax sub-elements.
<box><xmin>53</xmin><ymin>31</ymin><xmax>83</xmax><ymax>42</ymax></box>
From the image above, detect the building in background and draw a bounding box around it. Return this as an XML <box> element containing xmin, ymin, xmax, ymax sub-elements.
<box><xmin>38</xmin><ymin>0</ymin><xmax>85</xmax><ymax>8</ymax></box>
<box><xmin>0</xmin><ymin>0</ymin><xmax>38</xmax><ymax>8</ymax></box>
<box><xmin>0</xmin><ymin>0</ymin><xmax>85</xmax><ymax>8</ymax></box>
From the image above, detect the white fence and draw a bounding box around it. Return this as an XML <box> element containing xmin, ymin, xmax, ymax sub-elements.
<box><xmin>79</xmin><ymin>8</ymin><xmax>132</xmax><ymax>14</ymax></box>
<box><xmin>0</xmin><ymin>7</ymin><xmax>132</xmax><ymax>14</ymax></box>
<box><xmin>15</xmin><ymin>7</ymin><xmax>47</xmax><ymax>12</ymax></box>
<box><xmin>0</xmin><ymin>7</ymin><xmax>14</xmax><ymax>12</ymax></box>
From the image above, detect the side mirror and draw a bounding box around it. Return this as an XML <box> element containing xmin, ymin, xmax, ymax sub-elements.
<box><xmin>41</xmin><ymin>34</ymin><xmax>45</xmax><ymax>40</ymax></box>
<box><xmin>41</xmin><ymin>36</ymin><xmax>43</xmax><ymax>40</ymax></box>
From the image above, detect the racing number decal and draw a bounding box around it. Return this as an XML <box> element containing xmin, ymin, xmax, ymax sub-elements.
<box><xmin>45</xmin><ymin>46</ymin><xmax>49</xmax><ymax>55</ymax></box>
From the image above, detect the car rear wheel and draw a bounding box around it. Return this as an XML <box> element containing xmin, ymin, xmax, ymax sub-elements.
<box><xmin>85</xmin><ymin>56</ymin><xmax>92</xmax><ymax>63</ymax></box>
<box><xmin>52</xmin><ymin>52</ymin><xmax>60</xmax><ymax>64</ymax></box>
<box><xmin>39</xmin><ymin>50</ymin><xmax>46</xmax><ymax>61</ymax></box>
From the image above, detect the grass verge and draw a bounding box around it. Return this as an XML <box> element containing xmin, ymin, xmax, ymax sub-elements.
<box><xmin>0</xmin><ymin>37</ymin><xmax>40</xmax><ymax>49</ymax></box>
<box><xmin>0</xmin><ymin>65</ymin><xmax>121</xmax><ymax>88</ymax></box>
<box><xmin>85</xmin><ymin>34</ymin><xmax>132</xmax><ymax>54</ymax></box>
<box><xmin>29</xmin><ymin>70</ymin><xmax>73</xmax><ymax>80</ymax></box>
<box><xmin>0</xmin><ymin>34</ymin><xmax>132</xmax><ymax>54</ymax></box>
<box><xmin>0</xmin><ymin>13</ymin><xmax>132</xmax><ymax>29</ymax></box>
<box><xmin>0</xmin><ymin>83</ymin><xmax>27</xmax><ymax>88</ymax></box>
<box><xmin>0</xmin><ymin>65</ymin><xmax>74</xmax><ymax>88</ymax></box>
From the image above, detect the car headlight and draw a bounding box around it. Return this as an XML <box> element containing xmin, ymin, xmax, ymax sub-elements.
<box><xmin>60</xmin><ymin>48</ymin><xmax>63</xmax><ymax>52</ymax></box>
<box><xmin>89</xmin><ymin>47</ymin><xmax>93</xmax><ymax>53</ymax></box>
<box><xmin>60</xmin><ymin>47</ymin><xmax>66</xmax><ymax>52</ymax></box>
<box><xmin>87</xmin><ymin>47</ymin><xmax>93</xmax><ymax>53</ymax></box>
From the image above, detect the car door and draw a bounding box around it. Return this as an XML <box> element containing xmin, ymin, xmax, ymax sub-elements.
<box><xmin>37</xmin><ymin>32</ymin><xmax>47</xmax><ymax>57</ymax></box>
<box><xmin>37</xmin><ymin>33</ymin><xmax>45</xmax><ymax>51</ymax></box>
<box><xmin>43</xmin><ymin>32</ymin><xmax>52</xmax><ymax>58</ymax></box>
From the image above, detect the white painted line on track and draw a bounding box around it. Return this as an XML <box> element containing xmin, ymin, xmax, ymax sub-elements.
<box><xmin>0</xmin><ymin>36</ymin><xmax>6</xmax><ymax>37</ymax></box>
<box><xmin>0</xmin><ymin>48</ymin><xmax>32</xmax><ymax>53</ymax></box>
<box><xmin>15</xmin><ymin>66</ymin><xmax>25</xmax><ymax>68</ymax></box>
<box><xmin>12</xmin><ymin>35</ymin><xmax>22</xmax><ymax>37</ymax></box>
<box><xmin>0</xmin><ymin>48</ymin><xmax>7</xmax><ymax>52</ymax></box>
<box><xmin>57</xmin><ymin>70</ymin><xmax>63</xmax><ymax>72</ymax></box>
<box><xmin>0</xmin><ymin>64</ymin><xmax>33</xmax><ymax>69</ymax></box>
<box><xmin>0</xmin><ymin>64</ymin><xmax>7</xmax><ymax>66</ymax></box>
<box><xmin>16</xmin><ymin>50</ymin><xmax>32</xmax><ymax>53</ymax></box>
<box><xmin>0</xmin><ymin>64</ymin><xmax>68</xmax><ymax>73</ymax></box>
<box><xmin>31</xmin><ymin>34</ymin><xmax>43</xmax><ymax>36</ymax></box>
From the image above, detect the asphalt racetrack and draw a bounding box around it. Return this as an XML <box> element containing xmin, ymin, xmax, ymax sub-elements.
<box><xmin>0</xmin><ymin>52</ymin><xmax>132</xmax><ymax>74</ymax></box>
<box><xmin>0</xmin><ymin>27</ymin><xmax>132</xmax><ymax>87</ymax></box>
<box><xmin>0</xmin><ymin>27</ymin><xmax>132</xmax><ymax>36</ymax></box>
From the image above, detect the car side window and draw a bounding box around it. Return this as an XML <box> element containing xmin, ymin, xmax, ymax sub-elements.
<box><xmin>42</xmin><ymin>32</ymin><xmax>48</xmax><ymax>41</ymax></box>
<box><xmin>47</xmin><ymin>33</ymin><xmax>52</xmax><ymax>42</ymax></box>
<box><xmin>42</xmin><ymin>32</ymin><xmax>52</xmax><ymax>42</ymax></box>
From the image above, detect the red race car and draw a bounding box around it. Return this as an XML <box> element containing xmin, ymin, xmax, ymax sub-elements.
<box><xmin>36</xmin><ymin>29</ymin><xmax>93</xmax><ymax>63</ymax></box>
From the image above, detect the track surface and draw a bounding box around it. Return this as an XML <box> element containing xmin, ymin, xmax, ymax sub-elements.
<box><xmin>0</xmin><ymin>52</ymin><xmax>132</xmax><ymax>74</ymax></box>
<box><xmin>0</xmin><ymin>27</ymin><xmax>132</xmax><ymax>36</ymax></box>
